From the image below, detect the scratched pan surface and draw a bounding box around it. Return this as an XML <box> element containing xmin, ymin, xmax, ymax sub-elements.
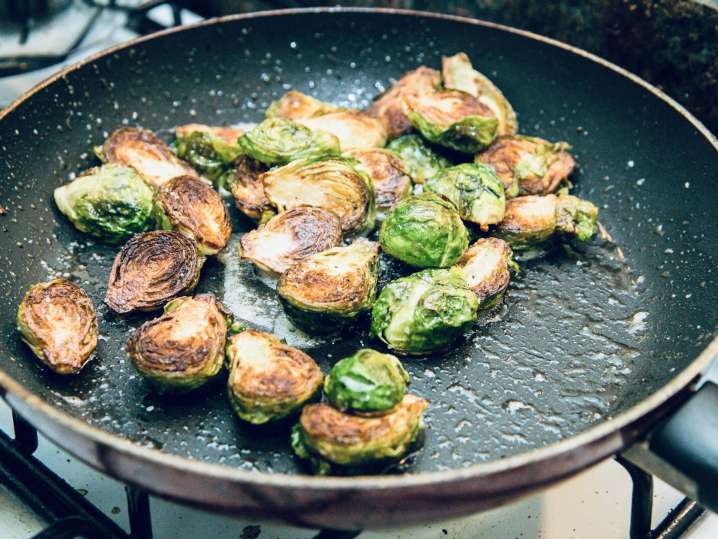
<box><xmin>0</xmin><ymin>8</ymin><xmax>716</xmax><ymax>527</ymax></box>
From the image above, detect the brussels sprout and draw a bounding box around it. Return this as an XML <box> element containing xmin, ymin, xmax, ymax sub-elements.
<box><xmin>154</xmin><ymin>175</ymin><xmax>232</xmax><ymax>255</ymax></box>
<box><xmin>240</xmin><ymin>207</ymin><xmax>342</xmax><ymax>277</ymax></box>
<box><xmin>379</xmin><ymin>193</ymin><xmax>468</xmax><ymax>268</ymax></box>
<box><xmin>226</xmin><ymin>329</ymin><xmax>323</xmax><ymax>424</ymax></box>
<box><xmin>266</xmin><ymin>90</ymin><xmax>340</xmax><ymax>120</ymax></box>
<box><xmin>105</xmin><ymin>230</ymin><xmax>204</xmax><ymax>314</ymax></box>
<box><xmin>17</xmin><ymin>279</ymin><xmax>98</xmax><ymax>375</ymax></box>
<box><xmin>53</xmin><ymin>164</ymin><xmax>155</xmax><ymax>243</ymax></box>
<box><xmin>370</xmin><ymin>268</ymin><xmax>479</xmax><ymax>355</ymax></box>
<box><xmin>127</xmin><ymin>294</ymin><xmax>229</xmax><ymax>392</ymax></box>
<box><xmin>226</xmin><ymin>156</ymin><xmax>272</xmax><ymax>221</ymax></box>
<box><xmin>291</xmin><ymin>394</ymin><xmax>428</xmax><ymax>473</ymax></box>
<box><xmin>368</xmin><ymin>66</ymin><xmax>441</xmax><ymax>139</ymax></box>
<box><xmin>277</xmin><ymin>239</ymin><xmax>380</xmax><ymax>334</ymax></box>
<box><xmin>173</xmin><ymin>124</ymin><xmax>244</xmax><ymax>185</ymax></box>
<box><xmin>386</xmin><ymin>134</ymin><xmax>451</xmax><ymax>184</ymax></box>
<box><xmin>237</xmin><ymin>118</ymin><xmax>340</xmax><ymax>166</ymax></box>
<box><xmin>425</xmin><ymin>163</ymin><xmax>506</xmax><ymax>228</ymax></box>
<box><xmin>442</xmin><ymin>52</ymin><xmax>518</xmax><ymax>137</ymax></box>
<box><xmin>297</xmin><ymin>111</ymin><xmax>387</xmax><ymax>151</ymax></box>
<box><xmin>97</xmin><ymin>127</ymin><xmax>198</xmax><ymax>189</ymax></box>
<box><xmin>406</xmin><ymin>90</ymin><xmax>499</xmax><ymax>154</ymax></box>
<box><xmin>476</xmin><ymin>135</ymin><xmax>575</xmax><ymax>196</ymax></box>
<box><xmin>455</xmin><ymin>238</ymin><xmax>518</xmax><ymax>309</ymax></box>
<box><xmin>556</xmin><ymin>193</ymin><xmax>599</xmax><ymax>242</ymax></box>
<box><xmin>346</xmin><ymin>148</ymin><xmax>411</xmax><ymax>219</ymax></box>
<box><xmin>262</xmin><ymin>157</ymin><xmax>375</xmax><ymax>236</ymax></box>
<box><xmin>323</xmin><ymin>349</ymin><xmax>409</xmax><ymax>413</ymax></box>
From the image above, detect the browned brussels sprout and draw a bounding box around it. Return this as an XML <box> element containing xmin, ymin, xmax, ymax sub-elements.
<box><xmin>16</xmin><ymin>279</ymin><xmax>98</xmax><ymax>375</ymax></box>
<box><xmin>226</xmin><ymin>156</ymin><xmax>272</xmax><ymax>221</ymax></box>
<box><xmin>239</xmin><ymin>207</ymin><xmax>342</xmax><ymax>277</ymax></box>
<box><xmin>226</xmin><ymin>329</ymin><xmax>323</xmax><ymax>424</ymax></box>
<box><xmin>173</xmin><ymin>124</ymin><xmax>246</xmax><ymax>185</ymax></box>
<box><xmin>347</xmin><ymin>148</ymin><xmax>412</xmax><ymax>219</ymax></box>
<box><xmin>455</xmin><ymin>238</ymin><xmax>518</xmax><ymax>309</ymax></box>
<box><xmin>127</xmin><ymin>294</ymin><xmax>229</xmax><ymax>392</ymax></box>
<box><xmin>105</xmin><ymin>230</ymin><xmax>204</xmax><ymax>314</ymax></box>
<box><xmin>297</xmin><ymin>111</ymin><xmax>387</xmax><ymax>151</ymax></box>
<box><xmin>266</xmin><ymin>90</ymin><xmax>340</xmax><ymax>120</ymax></box>
<box><xmin>175</xmin><ymin>123</ymin><xmax>247</xmax><ymax>144</ymax></box>
<box><xmin>154</xmin><ymin>175</ymin><xmax>232</xmax><ymax>255</ymax></box>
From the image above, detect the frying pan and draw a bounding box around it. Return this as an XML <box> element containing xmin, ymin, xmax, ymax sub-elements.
<box><xmin>0</xmin><ymin>7</ymin><xmax>717</xmax><ymax>531</ymax></box>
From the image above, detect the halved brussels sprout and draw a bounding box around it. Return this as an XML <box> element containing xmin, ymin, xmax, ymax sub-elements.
<box><xmin>277</xmin><ymin>239</ymin><xmax>380</xmax><ymax>334</ymax></box>
<box><xmin>455</xmin><ymin>238</ymin><xmax>518</xmax><ymax>309</ymax></box>
<box><xmin>127</xmin><ymin>294</ymin><xmax>229</xmax><ymax>392</ymax></box>
<box><xmin>442</xmin><ymin>52</ymin><xmax>518</xmax><ymax>137</ymax></box>
<box><xmin>53</xmin><ymin>164</ymin><xmax>155</xmax><ymax>243</ymax></box>
<box><xmin>226</xmin><ymin>156</ymin><xmax>272</xmax><ymax>221</ymax></box>
<box><xmin>237</xmin><ymin>118</ymin><xmax>340</xmax><ymax>166</ymax></box>
<box><xmin>266</xmin><ymin>90</ymin><xmax>340</xmax><ymax>120</ymax></box>
<box><xmin>262</xmin><ymin>157</ymin><xmax>375</xmax><ymax>236</ymax></box>
<box><xmin>154</xmin><ymin>175</ymin><xmax>232</xmax><ymax>255</ymax></box>
<box><xmin>386</xmin><ymin>134</ymin><xmax>451</xmax><ymax>184</ymax></box>
<box><xmin>226</xmin><ymin>329</ymin><xmax>323</xmax><ymax>424</ymax></box>
<box><xmin>425</xmin><ymin>163</ymin><xmax>506</xmax><ymax>228</ymax></box>
<box><xmin>173</xmin><ymin>124</ymin><xmax>244</xmax><ymax>185</ymax></box>
<box><xmin>370</xmin><ymin>267</ymin><xmax>478</xmax><ymax>355</ymax></box>
<box><xmin>379</xmin><ymin>192</ymin><xmax>468</xmax><ymax>268</ymax></box>
<box><xmin>291</xmin><ymin>394</ymin><xmax>428</xmax><ymax>473</ymax></box>
<box><xmin>239</xmin><ymin>207</ymin><xmax>342</xmax><ymax>277</ymax></box>
<box><xmin>17</xmin><ymin>279</ymin><xmax>98</xmax><ymax>375</ymax></box>
<box><xmin>105</xmin><ymin>230</ymin><xmax>204</xmax><ymax>314</ymax></box>
<box><xmin>367</xmin><ymin>66</ymin><xmax>441</xmax><ymax>139</ymax></box>
<box><xmin>297</xmin><ymin>111</ymin><xmax>387</xmax><ymax>151</ymax></box>
<box><xmin>323</xmin><ymin>349</ymin><xmax>409</xmax><ymax>413</ymax></box>
<box><xmin>347</xmin><ymin>148</ymin><xmax>412</xmax><ymax>219</ymax></box>
<box><xmin>406</xmin><ymin>90</ymin><xmax>499</xmax><ymax>154</ymax></box>
<box><xmin>476</xmin><ymin>135</ymin><xmax>575</xmax><ymax>196</ymax></box>
<box><xmin>97</xmin><ymin>127</ymin><xmax>198</xmax><ymax>189</ymax></box>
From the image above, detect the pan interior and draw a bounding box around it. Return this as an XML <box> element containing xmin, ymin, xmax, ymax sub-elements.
<box><xmin>0</xmin><ymin>11</ymin><xmax>716</xmax><ymax>475</ymax></box>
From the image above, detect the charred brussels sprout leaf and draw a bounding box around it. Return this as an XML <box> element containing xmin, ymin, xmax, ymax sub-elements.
<box><xmin>277</xmin><ymin>239</ymin><xmax>380</xmax><ymax>334</ymax></box>
<box><xmin>226</xmin><ymin>329</ymin><xmax>323</xmax><ymax>424</ymax></box>
<box><xmin>127</xmin><ymin>294</ymin><xmax>228</xmax><ymax>392</ymax></box>
<box><xmin>262</xmin><ymin>157</ymin><xmax>375</xmax><ymax>236</ymax></box>
<box><xmin>53</xmin><ymin>164</ymin><xmax>155</xmax><ymax>243</ymax></box>
<box><xmin>105</xmin><ymin>230</ymin><xmax>204</xmax><ymax>314</ymax></box>
<box><xmin>347</xmin><ymin>148</ymin><xmax>412</xmax><ymax>219</ymax></box>
<box><xmin>240</xmin><ymin>207</ymin><xmax>342</xmax><ymax>277</ymax></box>
<box><xmin>266</xmin><ymin>90</ymin><xmax>340</xmax><ymax>120</ymax></box>
<box><xmin>455</xmin><ymin>238</ymin><xmax>518</xmax><ymax>309</ymax></box>
<box><xmin>297</xmin><ymin>111</ymin><xmax>387</xmax><ymax>151</ymax></box>
<box><xmin>370</xmin><ymin>268</ymin><xmax>478</xmax><ymax>355</ymax></box>
<box><xmin>17</xmin><ymin>279</ymin><xmax>98</xmax><ymax>375</ymax></box>
<box><xmin>425</xmin><ymin>163</ymin><xmax>506</xmax><ymax>228</ymax></box>
<box><xmin>226</xmin><ymin>156</ymin><xmax>272</xmax><ymax>221</ymax></box>
<box><xmin>386</xmin><ymin>134</ymin><xmax>451</xmax><ymax>184</ymax></box>
<box><xmin>379</xmin><ymin>192</ymin><xmax>468</xmax><ymax>268</ymax></box>
<box><xmin>238</xmin><ymin>118</ymin><xmax>340</xmax><ymax>166</ymax></box>
<box><xmin>323</xmin><ymin>349</ymin><xmax>409</xmax><ymax>413</ymax></box>
<box><xmin>292</xmin><ymin>394</ymin><xmax>428</xmax><ymax>473</ymax></box>
<box><xmin>556</xmin><ymin>194</ymin><xmax>599</xmax><ymax>241</ymax></box>
<box><xmin>154</xmin><ymin>175</ymin><xmax>232</xmax><ymax>255</ymax></box>
<box><xmin>173</xmin><ymin>126</ymin><xmax>243</xmax><ymax>185</ymax></box>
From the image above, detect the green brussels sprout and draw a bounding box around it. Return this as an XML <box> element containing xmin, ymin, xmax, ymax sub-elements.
<box><xmin>173</xmin><ymin>124</ymin><xmax>245</xmax><ymax>185</ymax></box>
<box><xmin>291</xmin><ymin>394</ymin><xmax>428</xmax><ymax>474</ymax></box>
<box><xmin>386</xmin><ymin>134</ymin><xmax>451</xmax><ymax>184</ymax></box>
<box><xmin>154</xmin><ymin>175</ymin><xmax>232</xmax><ymax>255</ymax></box>
<box><xmin>53</xmin><ymin>164</ymin><xmax>155</xmax><ymax>243</ymax></box>
<box><xmin>346</xmin><ymin>148</ymin><xmax>412</xmax><ymax>219</ymax></box>
<box><xmin>237</xmin><ymin>118</ymin><xmax>340</xmax><ymax>166</ymax></box>
<box><xmin>556</xmin><ymin>193</ymin><xmax>599</xmax><ymax>242</ymax></box>
<box><xmin>405</xmin><ymin>90</ymin><xmax>498</xmax><ymax>154</ymax></box>
<box><xmin>262</xmin><ymin>156</ymin><xmax>375</xmax><ymax>236</ymax></box>
<box><xmin>323</xmin><ymin>349</ymin><xmax>409</xmax><ymax>413</ymax></box>
<box><xmin>379</xmin><ymin>193</ymin><xmax>468</xmax><ymax>268</ymax></box>
<box><xmin>266</xmin><ymin>90</ymin><xmax>340</xmax><ymax>120</ymax></box>
<box><xmin>442</xmin><ymin>52</ymin><xmax>518</xmax><ymax>137</ymax></box>
<box><xmin>277</xmin><ymin>239</ymin><xmax>380</xmax><ymax>334</ymax></box>
<box><xmin>97</xmin><ymin>127</ymin><xmax>198</xmax><ymax>189</ymax></box>
<box><xmin>425</xmin><ymin>163</ymin><xmax>506</xmax><ymax>228</ymax></box>
<box><xmin>226</xmin><ymin>329</ymin><xmax>323</xmax><ymax>424</ymax></box>
<box><xmin>105</xmin><ymin>230</ymin><xmax>204</xmax><ymax>314</ymax></box>
<box><xmin>17</xmin><ymin>279</ymin><xmax>98</xmax><ymax>375</ymax></box>
<box><xmin>455</xmin><ymin>238</ymin><xmax>518</xmax><ymax>309</ymax></box>
<box><xmin>370</xmin><ymin>268</ymin><xmax>479</xmax><ymax>355</ymax></box>
<box><xmin>368</xmin><ymin>66</ymin><xmax>441</xmax><ymax>139</ymax></box>
<box><xmin>298</xmin><ymin>111</ymin><xmax>387</xmax><ymax>151</ymax></box>
<box><xmin>240</xmin><ymin>207</ymin><xmax>342</xmax><ymax>277</ymax></box>
<box><xmin>476</xmin><ymin>135</ymin><xmax>575</xmax><ymax>196</ymax></box>
<box><xmin>127</xmin><ymin>294</ymin><xmax>229</xmax><ymax>392</ymax></box>
<box><xmin>225</xmin><ymin>156</ymin><xmax>272</xmax><ymax>221</ymax></box>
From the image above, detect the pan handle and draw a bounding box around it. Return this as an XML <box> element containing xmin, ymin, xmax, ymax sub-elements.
<box><xmin>623</xmin><ymin>381</ymin><xmax>718</xmax><ymax>512</ymax></box>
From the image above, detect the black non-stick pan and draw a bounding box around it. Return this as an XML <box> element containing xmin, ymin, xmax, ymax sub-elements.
<box><xmin>0</xmin><ymin>8</ymin><xmax>717</xmax><ymax>530</ymax></box>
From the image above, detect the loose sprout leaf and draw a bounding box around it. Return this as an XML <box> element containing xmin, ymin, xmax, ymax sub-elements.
<box><xmin>556</xmin><ymin>194</ymin><xmax>599</xmax><ymax>242</ymax></box>
<box><xmin>173</xmin><ymin>127</ymin><xmax>243</xmax><ymax>185</ymax></box>
<box><xmin>226</xmin><ymin>156</ymin><xmax>272</xmax><ymax>221</ymax></box>
<box><xmin>266</xmin><ymin>90</ymin><xmax>340</xmax><ymax>120</ymax></box>
<box><xmin>297</xmin><ymin>111</ymin><xmax>387</xmax><ymax>151</ymax></box>
<box><xmin>347</xmin><ymin>148</ymin><xmax>412</xmax><ymax>218</ymax></box>
<box><xmin>386</xmin><ymin>134</ymin><xmax>451</xmax><ymax>184</ymax></box>
<box><xmin>454</xmin><ymin>238</ymin><xmax>517</xmax><ymax>309</ymax></box>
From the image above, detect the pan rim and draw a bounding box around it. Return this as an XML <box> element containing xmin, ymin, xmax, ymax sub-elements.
<box><xmin>0</xmin><ymin>6</ymin><xmax>716</xmax><ymax>493</ymax></box>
